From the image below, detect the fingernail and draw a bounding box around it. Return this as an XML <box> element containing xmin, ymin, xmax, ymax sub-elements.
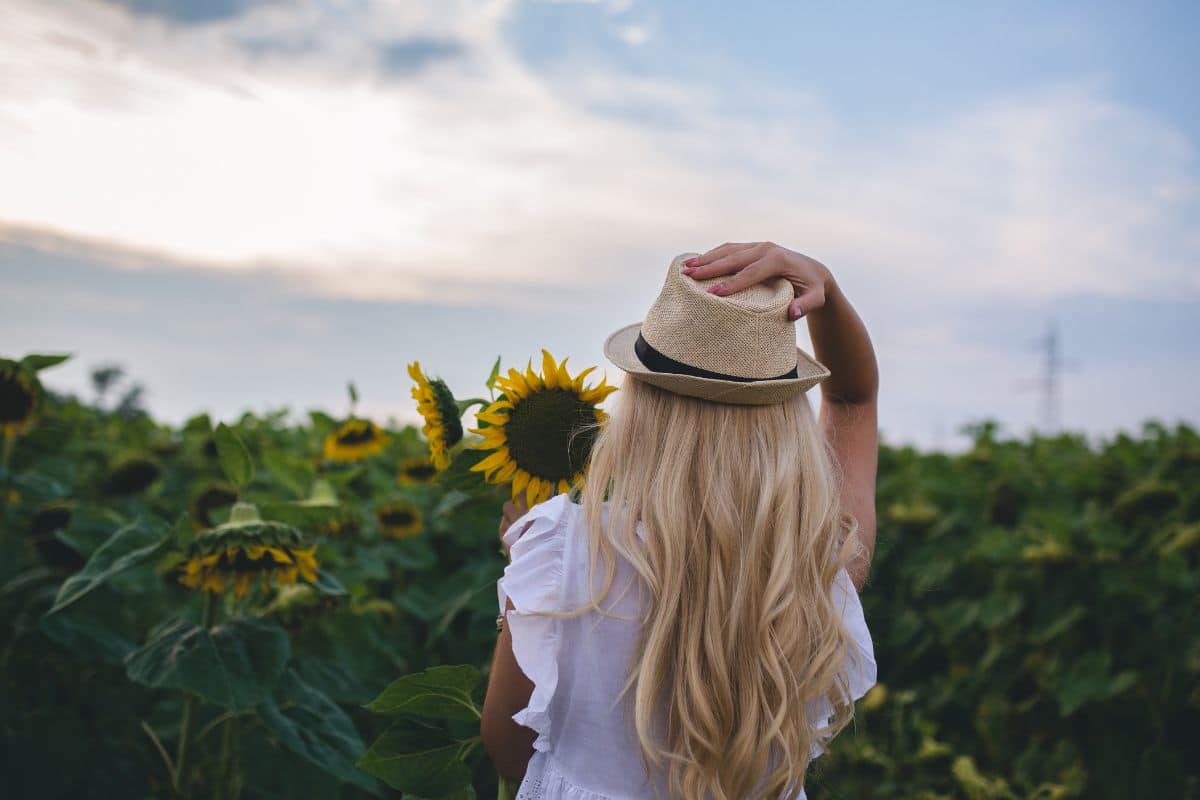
<box><xmin>708</xmin><ymin>283</ymin><xmax>724</xmax><ymax>294</ymax></box>
<box><xmin>683</xmin><ymin>257</ymin><xmax>697</xmax><ymax>266</ymax></box>
<box><xmin>681</xmin><ymin>266</ymin><xmax>695</xmax><ymax>275</ymax></box>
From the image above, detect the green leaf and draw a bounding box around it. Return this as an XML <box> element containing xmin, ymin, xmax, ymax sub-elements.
<box><xmin>258</xmin><ymin>668</ymin><xmax>380</xmax><ymax>794</ymax></box>
<box><xmin>356</xmin><ymin>722</ymin><xmax>473</xmax><ymax>796</ymax></box>
<box><xmin>434</xmin><ymin>448</ymin><xmax>493</xmax><ymax>495</ymax></box>
<box><xmin>20</xmin><ymin>353</ymin><xmax>72</xmax><ymax>372</ymax></box>
<box><xmin>44</xmin><ymin>517</ymin><xmax>168</xmax><ymax>616</ymax></box>
<box><xmin>214</xmin><ymin>422</ymin><xmax>254</xmax><ymax>489</ymax></box>
<box><xmin>363</xmin><ymin>665</ymin><xmax>482</xmax><ymax>721</ymax></box>
<box><xmin>39</xmin><ymin>602</ymin><xmax>136</xmax><ymax>664</ymax></box>
<box><xmin>124</xmin><ymin>616</ymin><xmax>291</xmax><ymax>712</ymax></box>
<box><xmin>311</xmin><ymin>568</ymin><xmax>349</xmax><ymax>596</ymax></box>
<box><xmin>262</xmin><ymin>450</ymin><xmax>316</xmax><ymax>499</ymax></box>
<box><xmin>485</xmin><ymin>355</ymin><xmax>502</xmax><ymax>396</ymax></box>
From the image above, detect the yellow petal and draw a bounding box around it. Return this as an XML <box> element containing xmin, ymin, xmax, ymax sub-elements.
<box><xmin>525</xmin><ymin>477</ymin><xmax>541</xmax><ymax>508</ymax></box>
<box><xmin>556</xmin><ymin>357</ymin><xmax>571</xmax><ymax>389</ymax></box>
<box><xmin>512</xmin><ymin>469</ymin><xmax>530</xmax><ymax>495</ymax></box>
<box><xmin>494</xmin><ymin>460</ymin><xmax>518</xmax><ymax>483</ymax></box>
<box><xmin>470</xmin><ymin>448</ymin><xmax>511</xmax><ymax>474</ymax></box>
<box><xmin>503</xmin><ymin>369</ymin><xmax>530</xmax><ymax>398</ymax></box>
<box><xmin>233</xmin><ymin>572</ymin><xmax>254</xmax><ymax>599</ymax></box>
<box><xmin>542</xmin><ymin>350</ymin><xmax>559</xmax><ymax>389</ymax></box>
<box><xmin>267</xmin><ymin>547</ymin><xmax>294</xmax><ymax>565</ymax></box>
<box><xmin>557</xmin><ymin>479</ymin><xmax>571</xmax><ymax>494</ymax></box>
<box><xmin>524</xmin><ymin>360</ymin><xmax>543</xmax><ymax>392</ymax></box>
<box><xmin>571</xmin><ymin>366</ymin><xmax>596</xmax><ymax>392</ymax></box>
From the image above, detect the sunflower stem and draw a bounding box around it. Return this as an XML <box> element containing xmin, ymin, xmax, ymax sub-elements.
<box><xmin>498</xmin><ymin>776</ymin><xmax>519</xmax><ymax>800</ymax></box>
<box><xmin>215</xmin><ymin>715</ymin><xmax>240</xmax><ymax>800</ymax></box>
<box><xmin>173</xmin><ymin>591</ymin><xmax>220</xmax><ymax>797</ymax></box>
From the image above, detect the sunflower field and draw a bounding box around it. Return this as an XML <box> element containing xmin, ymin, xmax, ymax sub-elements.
<box><xmin>1</xmin><ymin>351</ymin><xmax>1197</xmax><ymax>799</ymax></box>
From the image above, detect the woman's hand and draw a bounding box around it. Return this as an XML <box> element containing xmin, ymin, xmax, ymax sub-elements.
<box><xmin>497</xmin><ymin>498</ymin><xmax>530</xmax><ymax>560</ymax></box>
<box><xmin>682</xmin><ymin>242</ymin><xmax>832</xmax><ymax>321</ymax></box>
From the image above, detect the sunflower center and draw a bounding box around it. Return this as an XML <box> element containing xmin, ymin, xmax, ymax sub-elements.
<box><xmin>505</xmin><ymin>389</ymin><xmax>597</xmax><ymax>482</ymax></box>
<box><xmin>0</xmin><ymin>372</ymin><xmax>35</xmax><ymax>424</ymax></box>
<box><xmin>380</xmin><ymin>509</ymin><xmax>416</xmax><ymax>527</ymax></box>
<box><xmin>403</xmin><ymin>463</ymin><xmax>437</xmax><ymax>481</ymax></box>
<box><xmin>337</xmin><ymin>422</ymin><xmax>380</xmax><ymax>446</ymax></box>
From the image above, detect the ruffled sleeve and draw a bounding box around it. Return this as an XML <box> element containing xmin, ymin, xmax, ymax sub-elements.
<box><xmin>497</xmin><ymin>493</ymin><xmax>574</xmax><ymax>753</ymax></box>
<box><xmin>808</xmin><ymin>567</ymin><xmax>878</xmax><ymax>759</ymax></box>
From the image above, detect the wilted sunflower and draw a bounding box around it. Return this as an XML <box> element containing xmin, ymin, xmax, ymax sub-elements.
<box><xmin>397</xmin><ymin>455</ymin><xmax>438</xmax><ymax>486</ymax></box>
<box><xmin>470</xmin><ymin>350</ymin><xmax>617</xmax><ymax>507</ymax></box>
<box><xmin>323</xmin><ymin>417</ymin><xmax>389</xmax><ymax>462</ymax></box>
<box><xmin>407</xmin><ymin>361</ymin><xmax>463</xmax><ymax>471</ymax></box>
<box><xmin>101</xmin><ymin>455</ymin><xmax>162</xmax><ymax>496</ymax></box>
<box><xmin>296</xmin><ymin>478</ymin><xmax>360</xmax><ymax>536</ymax></box>
<box><xmin>0</xmin><ymin>361</ymin><xmax>39</xmax><ymax>437</ymax></box>
<box><xmin>178</xmin><ymin>502</ymin><xmax>319</xmax><ymax>599</ymax></box>
<box><xmin>375</xmin><ymin>501</ymin><xmax>423</xmax><ymax>539</ymax></box>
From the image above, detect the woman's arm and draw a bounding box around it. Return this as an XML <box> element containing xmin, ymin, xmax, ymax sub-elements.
<box><xmin>480</xmin><ymin>501</ymin><xmax>537</xmax><ymax>782</ymax></box>
<box><xmin>683</xmin><ymin>243</ymin><xmax>879</xmax><ymax>591</ymax></box>
<box><xmin>806</xmin><ymin>274</ymin><xmax>878</xmax><ymax>592</ymax></box>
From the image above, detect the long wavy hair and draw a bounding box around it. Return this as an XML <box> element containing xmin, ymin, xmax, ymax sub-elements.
<box><xmin>562</xmin><ymin>374</ymin><xmax>863</xmax><ymax>800</ymax></box>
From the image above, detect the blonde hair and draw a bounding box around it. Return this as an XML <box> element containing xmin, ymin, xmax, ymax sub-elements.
<box><xmin>558</xmin><ymin>374</ymin><xmax>862</xmax><ymax>799</ymax></box>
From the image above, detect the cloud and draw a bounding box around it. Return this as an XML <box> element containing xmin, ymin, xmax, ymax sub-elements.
<box><xmin>379</xmin><ymin>36</ymin><xmax>466</xmax><ymax>75</ymax></box>
<box><xmin>99</xmin><ymin>0</ymin><xmax>280</xmax><ymax>26</ymax></box>
<box><xmin>2</xmin><ymin>0</ymin><xmax>1195</xmax><ymax>321</ymax></box>
<box><xmin>616</xmin><ymin>24</ymin><xmax>650</xmax><ymax>46</ymax></box>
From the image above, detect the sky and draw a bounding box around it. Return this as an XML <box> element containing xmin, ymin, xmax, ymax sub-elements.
<box><xmin>1</xmin><ymin>0</ymin><xmax>1197</xmax><ymax>451</ymax></box>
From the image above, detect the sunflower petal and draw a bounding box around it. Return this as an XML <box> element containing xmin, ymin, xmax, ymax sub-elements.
<box><xmin>541</xmin><ymin>350</ymin><xmax>559</xmax><ymax>389</ymax></box>
<box><xmin>556</xmin><ymin>356</ymin><xmax>571</xmax><ymax>389</ymax></box>
<box><xmin>524</xmin><ymin>360</ymin><xmax>543</xmax><ymax>392</ymax></box>
<box><xmin>470</xmin><ymin>448</ymin><xmax>511</xmax><ymax>474</ymax></box>
<box><xmin>571</xmin><ymin>366</ymin><xmax>596</xmax><ymax>392</ymax></box>
<box><xmin>557</xmin><ymin>479</ymin><xmax>571</xmax><ymax>495</ymax></box>
<box><xmin>494</xmin><ymin>459</ymin><xmax>518</xmax><ymax>483</ymax></box>
<box><xmin>504</xmin><ymin>368</ymin><xmax>530</xmax><ymax>398</ymax></box>
<box><xmin>525</xmin><ymin>477</ymin><xmax>541</xmax><ymax>508</ymax></box>
<box><xmin>512</xmin><ymin>469</ymin><xmax>530</xmax><ymax>495</ymax></box>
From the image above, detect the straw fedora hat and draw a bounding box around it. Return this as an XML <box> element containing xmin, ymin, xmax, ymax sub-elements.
<box><xmin>603</xmin><ymin>252</ymin><xmax>831</xmax><ymax>405</ymax></box>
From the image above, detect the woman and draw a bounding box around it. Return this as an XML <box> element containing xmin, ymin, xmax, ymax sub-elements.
<box><xmin>481</xmin><ymin>242</ymin><xmax>879</xmax><ymax>799</ymax></box>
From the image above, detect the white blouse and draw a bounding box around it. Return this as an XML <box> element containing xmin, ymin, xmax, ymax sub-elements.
<box><xmin>498</xmin><ymin>493</ymin><xmax>877</xmax><ymax>800</ymax></box>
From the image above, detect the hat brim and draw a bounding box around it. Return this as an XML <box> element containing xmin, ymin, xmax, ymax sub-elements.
<box><xmin>602</xmin><ymin>322</ymin><xmax>831</xmax><ymax>406</ymax></box>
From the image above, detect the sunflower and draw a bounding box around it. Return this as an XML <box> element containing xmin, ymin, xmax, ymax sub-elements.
<box><xmin>397</xmin><ymin>455</ymin><xmax>438</xmax><ymax>486</ymax></box>
<box><xmin>189</xmin><ymin>480</ymin><xmax>238</xmax><ymax>530</ymax></box>
<box><xmin>375</xmin><ymin>501</ymin><xmax>423</xmax><ymax>539</ymax></box>
<box><xmin>178</xmin><ymin>502</ymin><xmax>320</xmax><ymax>599</ymax></box>
<box><xmin>323</xmin><ymin>417</ymin><xmax>389</xmax><ymax>462</ymax></box>
<box><xmin>0</xmin><ymin>361</ymin><xmax>39</xmax><ymax>437</ymax></box>
<box><xmin>297</xmin><ymin>478</ymin><xmax>360</xmax><ymax>536</ymax></box>
<box><xmin>469</xmin><ymin>349</ymin><xmax>617</xmax><ymax>507</ymax></box>
<box><xmin>407</xmin><ymin>361</ymin><xmax>463</xmax><ymax>471</ymax></box>
<box><xmin>101</xmin><ymin>455</ymin><xmax>162</xmax><ymax>496</ymax></box>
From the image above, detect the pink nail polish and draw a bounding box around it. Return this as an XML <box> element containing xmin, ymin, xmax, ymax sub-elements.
<box><xmin>681</xmin><ymin>267</ymin><xmax>695</xmax><ymax>275</ymax></box>
<box><xmin>708</xmin><ymin>283</ymin><xmax>723</xmax><ymax>294</ymax></box>
<box><xmin>683</xmin><ymin>257</ymin><xmax>697</xmax><ymax>266</ymax></box>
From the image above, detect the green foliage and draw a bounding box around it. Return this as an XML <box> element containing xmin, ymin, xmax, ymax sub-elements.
<box><xmin>214</xmin><ymin>421</ymin><xmax>255</xmax><ymax>490</ymax></box>
<box><xmin>1</xmin><ymin>368</ymin><xmax>1197</xmax><ymax>799</ymax></box>
<box><xmin>125</xmin><ymin>616</ymin><xmax>291</xmax><ymax>712</ymax></box>
<box><xmin>44</xmin><ymin>515</ymin><xmax>170</xmax><ymax>615</ymax></box>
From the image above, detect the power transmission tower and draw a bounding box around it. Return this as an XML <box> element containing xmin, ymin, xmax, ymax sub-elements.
<box><xmin>1016</xmin><ymin>320</ymin><xmax>1081</xmax><ymax>434</ymax></box>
